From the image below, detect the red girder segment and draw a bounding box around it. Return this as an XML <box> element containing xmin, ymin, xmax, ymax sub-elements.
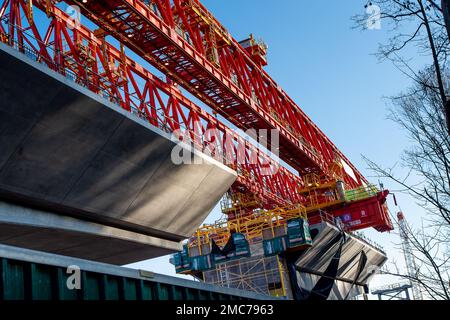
<box><xmin>61</xmin><ymin>0</ymin><xmax>366</xmax><ymax>188</ymax></box>
<box><xmin>0</xmin><ymin>0</ymin><xmax>304</xmax><ymax>209</ymax></box>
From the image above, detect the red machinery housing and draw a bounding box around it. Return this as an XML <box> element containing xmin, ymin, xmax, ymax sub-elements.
<box><xmin>328</xmin><ymin>191</ymin><xmax>393</xmax><ymax>232</ymax></box>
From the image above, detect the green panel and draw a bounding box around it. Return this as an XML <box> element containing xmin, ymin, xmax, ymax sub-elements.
<box><xmin>185</xmin><ymin>288</ymin><xmax>198</xmax><ymax>300</ymax></box>
<box><xmin>0</xmin><ymin>257</ymin><xmax>255</xmax><ymax>301</ymax></box>
<box><xmin>304</xmin><ymin>221</ymin><xmax>312</xmax><ymax>242</ymax></box>
<box><xmin>82</xmin><ymin>273</ymin><xmax>100</xmax><ymax>300</ymax></box>
<box><xmin>286</xmin><ymin>219</ymin><xmax>312</xmax><ymax>249</ymax></box>
<box><xmin>122</xmin><ymin>278</ymin><xmax>138</xmax><ymax>300</ymax></box>
<box><xmin>198</xmin><ymin>290</ymin><xmax>210</xmax><ymax>301</ymax></box>
<box><xmin>173</xmin><ymin>252</ymin><xmax>191</xmax><ymax>274</ymax></box>
<box><xmin>2</xmin><ymin>259</ymin><xmax>25</xmax><ymax>300</ymax></box>
<box><xmin>154</xmin><ymin>283</ymin><xmax>169</xmax><ymax>300</ymax></box>
<box><xmin>170</xmin><ymin>285</ymin><xmax>183</xmax><ymax>300</ymax></box>
<box><xmin>263</xmin><ymin>236</ymin><xmax>287</xmax><ymax>257</ymax></box>
<box><xmin>139</xmin><ymin>281</ymin><xmax>153</xmax><ymax>300</ymax></box>
<box><xmin>218</xmin><ymin>294</ymin><xmax>228</xmax><ymax>301</ymax></box>
<box><xmin>0</xmin><ymin>259</ymin><xmax>3</xmax><ymax>300</ymax></box>
<box><xmin>191</xmin><ymin>255</ymin><xmax>215</xmax><ymax>272</ymax></box>
<box><xmin>102</xmin><ymin>275</ymin><xmax>120</xmax><ymax>300</ymax></box>
<box><xmin>30</xmin><ymin>264</ymin><xmax>52</xmax><ymax>300</ymax></box>
<box><xmin>233</xmin><ymin>234</ymin><xmax>251</xmax><ymax>258</ymax></box>
<box><xmin>210</xmin><ymin>292</ymin><xmax>220</xmax><ymax>300</ymax></box>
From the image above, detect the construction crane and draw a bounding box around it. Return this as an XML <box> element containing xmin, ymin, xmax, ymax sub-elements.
<box><xmin>371</xmin><ymin>282</ymin><xmax>413</xmax><ymax>300</ymax></box>
<box><xmin>61</xmin><ymin>0</ymin><xmax>365</xmax><ymax>187</ymax></box>
<box><xmin>397</xmin><ymin>211</ymin><xmax>423</xmax><ymax>300</ymax></box>
<box><xmin>0</xmin><ymin>0</ymin><xmax>394</xmax><ymax>233</ymax></box>
<box><xmin>172</xmin><ymin>181</ymin><xmax>389</xmax><ymax>277</ymax></box>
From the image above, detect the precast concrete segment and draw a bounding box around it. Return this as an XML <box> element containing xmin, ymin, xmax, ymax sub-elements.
<box><xmin>296</xmin><ymin>222</ymin><xmax>387</xmax><ymax>285</ymax></box>
<box><xmin>0</xmin><ymin>43</ymin><xmax>237</xmax><ymax>241</ymax></box>
<box><xmin>0</xmin><ymin>201</ymin><xmax>181</xmax><ymax>264</ymax></box>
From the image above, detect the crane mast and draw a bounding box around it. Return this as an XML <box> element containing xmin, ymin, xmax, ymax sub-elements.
<box><xmin>397</xmin><ymin>212</ymin><xmax>423</xmax><ymax>300</ymax></box>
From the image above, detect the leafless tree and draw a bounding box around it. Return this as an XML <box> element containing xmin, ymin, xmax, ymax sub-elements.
<box><xmin>378</xmin><ymin>212</ymin><xmax>449</xmax><ymax>299</ymax></box>
<box><xmin>363</xmin><ymin>68</ymin><xmax>449</xmax><ymax>299</ymax></box>
<box><xmin>442</xmin><ymin>0</ymin><xmax>450</xmax><ymax>42</ymax></box>
<box><xmin>353</xmin><ymin>0</ymin><xmax>450</xmax><ymax>134</ymax></box>
<box><xmin>364</xmin><ymin>68</ymin><xmax>449</xmax><ymax>222</ymax></box>
<box><xmin>353</xmin><ymin>2</ymin><xmax>450</xmax><ymax>299</ymax></box>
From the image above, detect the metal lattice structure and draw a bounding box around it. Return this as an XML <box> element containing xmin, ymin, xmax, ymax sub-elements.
<box><xmin>397</xmin><ymin>212</ymin><xmax>423</xmax><ymax>300</ymax></box>
<box><xmin>0</xmin><ymin>0</ymin><xmax>394</xmax><ymax>231</ymax></box>
<box><xmin>372</xmin><ymin>282</ymin><xmax>413</xmax><ymax>300</ymax></box>
<box><xmin>0</xmin><ymin>0</ymin><xmax>398</xmax><ymax>300</ymax></box>
<box><xmin>202</xmin><ymin>244</ymin><xmax>290</xmax><ymax>298</ymax></box>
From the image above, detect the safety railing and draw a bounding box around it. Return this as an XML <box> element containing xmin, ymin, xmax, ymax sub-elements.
<box><xmin>308</xmin><ymin>210</ymin><xmax>336</xmax><ymax>226</ymax></box>
<box><xmin>351</xmin><ymin>231</ymin><xmax>386</xmax><ymax>253</ymax></box>
<box><xmin>345</xmin><ymin>184</ymin><xmax>379</xmax><ymax>202</ymax></box>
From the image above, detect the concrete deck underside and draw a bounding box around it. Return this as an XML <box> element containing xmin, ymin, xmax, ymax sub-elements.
<box><xmin>0</xmin><ymin>201</ymin><xmax>180</xmax><ymax>265</ymax></box>
<box><xmin>0</xmin><ymin>43</ymin><xmax>236</xmax><ymax>256</ymax></box>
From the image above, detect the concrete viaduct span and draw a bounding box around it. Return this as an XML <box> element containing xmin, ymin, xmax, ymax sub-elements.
<box><xmin>0</xmin><ymin>43</ymin><xmax>236</xmax><ymax>264</ymax></box>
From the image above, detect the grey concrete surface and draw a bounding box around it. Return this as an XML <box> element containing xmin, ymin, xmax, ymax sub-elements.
<box><xmin>0</xmin><ymin>43</ymin><xmax>237</xmax><ymax>242</ymax></box>
<box><xmin>0</xmin><ymin>201</ymin><xmax>181</xmax><ymax>265</ymax></box>
<box><xmin>296</xmin><ymin>222</ymin><xmax>387</xmax><ymax>284</ymax></box>
<box><xmin>294</xmin><ymin>222</ymin><xmax>387</xmax><ymax>299</ymax></box>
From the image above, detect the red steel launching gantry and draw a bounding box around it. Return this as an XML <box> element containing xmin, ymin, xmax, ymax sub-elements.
<box><xmin>0</xmin><ymin>0</ymin><xmax>394</xmax><ymax>232</ymax></box>
<box><xmin>61</xmin><ymin>0</ymin><xmax>365</xmax><ymax>186</ymax></box>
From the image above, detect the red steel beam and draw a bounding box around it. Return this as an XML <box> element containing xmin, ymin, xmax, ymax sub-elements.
<box><xmin>0</xmin><ymin>0</ymin><xmax>305</xmax><ymax>209</ymax></box>
<box><xmin>60</xmin><ymin>0</ymin><xmax>367</xmax><ymax>188</ymax></box>
<box><xmin>0</xmin><ymin>0</ymin><xmax>393</xmax><ymax>231</ymax></box>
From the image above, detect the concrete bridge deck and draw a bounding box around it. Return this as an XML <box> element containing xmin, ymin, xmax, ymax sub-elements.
<box><xmin>0</xmin><ymin>201</ymin><xmax>179</xmax><ymax>264</ymax></box>
<box><xmin>0</xmin><ymin>43</ymin><xmax>236</xmax><ymax>262</ymax></box>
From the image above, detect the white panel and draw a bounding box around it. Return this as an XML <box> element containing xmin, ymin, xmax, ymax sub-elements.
<box><xmin>341</xmin><ymin>159</ymin><xmax>358</xmax><ymax>183</ymax></box>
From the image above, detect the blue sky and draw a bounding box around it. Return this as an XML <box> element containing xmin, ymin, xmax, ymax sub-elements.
<box><xmin>125</xmin><ymin>0</ymin><xmax>432</xmax><ymax>291</ymax></box>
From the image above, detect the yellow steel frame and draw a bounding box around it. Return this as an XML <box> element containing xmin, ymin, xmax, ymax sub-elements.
<box><xmin>220</xmin><ymin>192</ymin><xmax>261</xmax><ymax>215</ymax></box>
<box><xmin>297</xmin><ymin>173</ymin><xmax>346</xmax><ymax>213</ymax></box>
<box><xmin>186</xmin><ymin>0</ymin><xmax>232</xmax><ymax>46</ymax></box>
<box><xmin>187</xmin><ymin>180</ymin><xmax>380</xmax><ymax>253</ymax></box>
<box><xmin>190</xmin><ymin>204</ymin><xmax>306</xmax><ymax>248</ymax></box>
<box><xmin>328</xmin><ymin>159</ymin><xmax>344</xmax><ymax>181</ymax></box>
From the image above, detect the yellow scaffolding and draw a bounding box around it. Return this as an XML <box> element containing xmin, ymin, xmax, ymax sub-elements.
<box><xmin>184</xmin><ymin>175</ymin><xmax>382</xmax><ymax>298</ymax></box>
<box><xmin>203</xmin><ymin>247</ymin><xmax>290</xmax><ymax>298</ymax></box>
<box><xmin>190</xmin><ymin>203</ymin><xmax>307</xmax><ymax>249</ymax></box>
<box><xmin>186</xmin><ymin>0</ymin><xmax>232</xmax><ymax>46</ymax></box>
<box><xmin>220</xmin><ymin>192</ymin><xmax>261</xmax><ymax>216</ymax></box>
